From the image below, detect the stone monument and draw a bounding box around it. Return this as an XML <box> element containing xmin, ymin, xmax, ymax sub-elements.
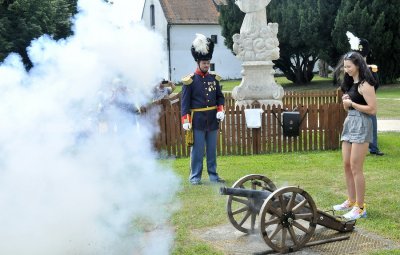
<box><xmin>231</xmin><ymin>0</ymin><xmax>284</xmax><ymax>107</ymax></box>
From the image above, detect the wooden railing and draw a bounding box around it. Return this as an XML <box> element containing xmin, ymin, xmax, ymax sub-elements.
<box><xmin>151</xmin><ymin>91</ymin><xmax>345</xmax><ymax>157</ymax></box>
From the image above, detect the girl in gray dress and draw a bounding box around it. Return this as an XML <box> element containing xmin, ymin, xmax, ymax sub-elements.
<box><xmin>332</xmin><ymin>51</ymin><xmax>378</xmax><ymax>221</ymax></box>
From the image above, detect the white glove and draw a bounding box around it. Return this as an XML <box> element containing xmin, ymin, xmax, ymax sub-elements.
<box><xmin>182</xmin><ymin>123</ymin><xmax>191</xmax><ymax>131</ymax></box>
<box><xmin>216</xmin><ymin>111</ymin><xmax>225</xmax><ymax>121</ymax></box>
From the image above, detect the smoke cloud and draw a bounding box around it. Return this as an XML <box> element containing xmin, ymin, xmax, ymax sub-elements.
<box><xmin>0</xmin><ymin>0</ymin><xmax>180</xmax><ymax>254</ymax></box>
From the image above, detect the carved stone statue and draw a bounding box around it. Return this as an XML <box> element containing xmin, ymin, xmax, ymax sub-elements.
<box><xmin>232</xmin><ymin>0</ymin><xmax>284</xmax><ymax>107</ymax></box>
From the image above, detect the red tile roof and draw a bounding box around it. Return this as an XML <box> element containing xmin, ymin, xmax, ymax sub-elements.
<box><xmin>213</xmin><ymin>0</ymin><xmax>227</xmax><ymax>5</ymax></box>
<box><xmin>160</xmin><ymin>0</ymin><xmax>223</xmax><ymax>24</ymax></box>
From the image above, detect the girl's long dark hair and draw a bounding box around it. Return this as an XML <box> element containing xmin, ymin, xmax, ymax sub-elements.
<box><xmin>337</xmin><ymin>51</ymin><xmax>377</xmax><ymax>93</ymax></box>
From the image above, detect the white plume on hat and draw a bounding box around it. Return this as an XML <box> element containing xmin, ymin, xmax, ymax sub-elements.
<box><xmin>192</xmin><ymin>33</ymin><xmax>209</xmax><ymax>54</ymax></box>
<box><xmin>346</xmin><ymin>31</ymin><xmax>360</xmax><ymax>50</ymax></box>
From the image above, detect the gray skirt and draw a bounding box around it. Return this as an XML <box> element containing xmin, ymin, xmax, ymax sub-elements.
<box><xmin>341</xmin><ymin>109</ymin><xmax>373</xmax><ymax>144</ymax></box>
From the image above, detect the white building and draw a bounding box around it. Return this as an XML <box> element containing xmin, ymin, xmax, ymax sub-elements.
<box><xmin>141</xmin><ymin>0</ymin><xmax>242</xmax><ymax>82</ymax></box>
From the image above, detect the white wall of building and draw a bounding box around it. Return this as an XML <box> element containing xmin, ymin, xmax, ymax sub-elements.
<box><xmin>169</xmin><ymin>25</ymin><xmax>242</xmax><ymax>82</ymax></box>
<box><xmin>141</xmin><ymin>1</ymin><xmax>243</xmax><ymax>83</ymax></box>
<box><xmin>142</xmin><ymin>0</ymin><xmax>168</xmax><ymax>37</ymax></box>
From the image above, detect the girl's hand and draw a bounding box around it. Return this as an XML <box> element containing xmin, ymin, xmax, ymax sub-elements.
<box><xmin>343</xmin><ymin>98</ymin><xmax>352</xmax><ymax>108</ymax></box>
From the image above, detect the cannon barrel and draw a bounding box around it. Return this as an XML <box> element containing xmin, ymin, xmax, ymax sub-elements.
<box><xmin>220</xmin><ymin>187</ymin><xmax>272</xmax><ymax>200</ymax></box>
<box><xmin>220</xmin><ymin>186</ymin><xmax>304</xmax><ymax>204</ymax></box>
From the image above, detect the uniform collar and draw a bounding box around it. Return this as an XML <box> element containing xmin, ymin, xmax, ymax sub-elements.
<box><xmin>195</xmin><ymin>68</ymin><xmax>208</xmax><ymax>77</ymax></box>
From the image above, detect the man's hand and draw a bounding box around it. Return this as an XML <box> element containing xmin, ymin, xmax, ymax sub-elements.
<box><xmin>182</xmin><ymin>123</ymin><xmax>191</xmax><ymax>131</ymax></box>
<box><xmin>216</xmin><ymin>111</ymin><xmax>225</xmax><ymax>121</ymax></box>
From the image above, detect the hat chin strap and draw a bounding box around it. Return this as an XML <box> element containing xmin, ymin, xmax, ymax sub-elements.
<box><xmin>196</xmin><ymin>66</ymin><xmax>208</xmax><ymax>76</ymax></box>
<box><xmin>196</xmin><ymin>61</ymin><xmax>204</xmax><ymax>72</ymax></box>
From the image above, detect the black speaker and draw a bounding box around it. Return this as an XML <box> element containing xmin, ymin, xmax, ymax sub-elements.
<box><xmin>282</xmin><ymin>112</ymin><xmax>300</xmax><ymax>137</ymax></box>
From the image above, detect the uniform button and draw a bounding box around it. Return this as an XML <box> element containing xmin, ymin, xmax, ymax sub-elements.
<box><xmin>207</xmin><ymin>100</ymin><xmax>210</xmax><ymax>102</ymax></box>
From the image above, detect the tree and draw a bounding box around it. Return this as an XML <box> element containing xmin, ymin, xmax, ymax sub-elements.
<box><xmin>316</xmin><ymin>0</ymin><xmax>343</xmax><ymax>68</ymax></box>
<box><xmin>219</xmin><ymin>0</ymin><xmax>341</xmax><ymax>84</ymax></box>
<box><xmin>0</xmin><ymin>0</ymin><xmax>77</xmax><ymax>67</ymax></box>
<box><xmin>219</xmin><ymin>0</ymin><xmax>244</xmax><ymax>53</ymax></box>
<box><xmin>332</xmin><ymin>0</ymin><xmax>400</xmax><ymax>84</ymax></box>
<box><xmin>268</xmin><ymin>0</ymin><xmax>343</xmax><ymax>84</ymax></box>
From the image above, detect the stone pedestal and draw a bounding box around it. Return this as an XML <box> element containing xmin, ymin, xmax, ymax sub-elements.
<box><xmin>232</xmin><ymin>61</ymin><xmax>283</xmax><ymax>107</ymax></box>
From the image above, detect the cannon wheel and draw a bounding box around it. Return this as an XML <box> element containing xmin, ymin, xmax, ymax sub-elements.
<box><xmin>259</xmin><ymin>186</ymin><xmax>318</xmax><ymax>253</ymax></box>
<box><xmin>227</xmin><ymin>174</ymin><xmax>277</xmax><ymax>233</ymax></box>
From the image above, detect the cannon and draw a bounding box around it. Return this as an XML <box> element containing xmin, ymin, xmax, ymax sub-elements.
<box><xmin>220</xmin><ymin>174</ymin><xmax>356</xmax><ymax>253</ymax></box>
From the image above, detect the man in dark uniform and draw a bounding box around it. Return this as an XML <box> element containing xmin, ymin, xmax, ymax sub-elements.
<box><xmin>347</xmin><ymin>32</ymin><xmax>384</xmax><ymax>156</ymax></box>
<box><xmin>357</xmin><ymin>39</ymin><xmax>384</xmax><ymax>156</ymax></box>
<box><xmin>181</xmin><ymin>33</ymin><xmax>225</xmax><ymax>185</ymax></box>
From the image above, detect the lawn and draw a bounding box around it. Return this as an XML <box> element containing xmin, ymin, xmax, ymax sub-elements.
<box><xmin>376</xmin><ymin>84</ymin><xmax>400</xmax><ymax>119</ymax></box>
<box><xmin>165</xmin><ymin>76</ymin><xmax>400</xmax><ymax>254</ymax></box>
<box><xmin>168</xmin><ymin>132</ymin><xmax>400</xmax><ymax>254</ymax></box>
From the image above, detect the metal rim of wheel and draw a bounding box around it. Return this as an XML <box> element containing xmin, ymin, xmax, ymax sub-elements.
<box><xmin>226</xmin><ymin>174</ymin><xmax>277</xmax><ymax>233</ymax></box>
<box><xmin>259</xmin><ymin>186</ymin><xmax>318</xmax><ymax>253</ymax></box>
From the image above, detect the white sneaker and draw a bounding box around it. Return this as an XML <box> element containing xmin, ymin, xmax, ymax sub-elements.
<box><xmin>343</xmin><ymin>205</ymin><xmax>367</xmax><ymax>221</ymax></box>
<box><xmin>333</xmin><ymin>200</ymin><xmax>355</xmax><ymax>211</ymax></box>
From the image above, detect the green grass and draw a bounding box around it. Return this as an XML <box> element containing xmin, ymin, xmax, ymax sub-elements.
<box><xmin>376</xmin><ymin>84</ymin><xmax>400</xmax><ymax>119</ymax></box>
<box><xmin>168</xmin><ymin>132</ymin><xmax>400</xmax><ymax>254</ymax></box>
<box><xmin>377</xmin><ymin>84</ymin><xmax>400</xmax><ymax>98</ymax></box>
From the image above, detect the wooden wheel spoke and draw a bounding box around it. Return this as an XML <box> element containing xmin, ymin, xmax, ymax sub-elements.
<box><xmin>265</xmin><ymin>217</ymin><xmax>280</xmax><ymax>226</ymax></box>
<box><xmin>292</xmin><ymin>221</ymin><xmax>310</xmax><ymax>233</ymax></box>
<box><xmin>238</xmin><ymin>211</ymin><xmax>251</xmax><ymax>226</ymax></box>
<box><xmin>278</xmin><ymin>194</ymin><xmax>287</xmax><ymax>213</ymax></box>
<box><xmin>294</xmin><ymin>213</ymin><xmax>313</xmax><ymax>220</ymax></box>
<box><xmin>269</xmin><ymin>223</ymin><xmax>282</xmax><ymax>239</ymax></box>
<box><xmin>232</xmin><ymin>196</ymin><xmax>249</xmax><ymax>205</ymax></box>
<box><xmin>292</xmin><ymin>199</ymin><xmax>307</xmax><ymax>213</ymax></box>
<box><xmin>232</xmin><ymin>205</ymin><xmax>249</xmax><ymax>215</ymax></box>
<box><xmin>268</xmin><ymin>205</ymin><xmax>282</xmax><ymax>217</ymax></box>
<box><xmin>286</xmin><ymin>192</ymin><xmax>297</xmax><ymax>212</ymax></box>
<box><xmin>288</xmin><ymin>226</ymin><xmax>300</xmax><ymax>245</ymax></box>
<box><xmin>281</xmin><ymin>228</ymin><xmax>287</xmax><ymax>247</ymax></box>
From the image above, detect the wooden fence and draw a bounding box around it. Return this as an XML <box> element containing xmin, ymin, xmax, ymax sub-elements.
<box><xmin>152</xmin><ymin>90</ymin><xmax>346</xmax><ymax>157</ymax></box>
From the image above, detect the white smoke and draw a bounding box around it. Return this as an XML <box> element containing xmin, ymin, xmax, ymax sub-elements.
<box><xmin>0</xmin><ymin>0</ymin><xmax>180</xmax><ymax>254</ymax></box>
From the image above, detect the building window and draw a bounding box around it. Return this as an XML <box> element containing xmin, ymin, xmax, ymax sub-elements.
<box><xmin>210</xmin><ymin>63</ymin><xmax>215</xmax><ymax>71</ymax></box>
<box><xmin>211</xmin><ymin>35</ymin><xmax>218</xmax><ymax>44</ymax></box>
<box><xmin>150</xmin><ymin>4</ymin><xmax>155</xmax><ymax>29</ymax></box>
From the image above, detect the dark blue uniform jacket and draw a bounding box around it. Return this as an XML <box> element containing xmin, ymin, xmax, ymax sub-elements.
<box><xmin>181</xmin><ymin>70</ymin><xmax>225</xmax><ymax>131</ymax></box>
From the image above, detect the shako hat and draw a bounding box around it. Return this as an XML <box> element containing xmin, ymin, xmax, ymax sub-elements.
<box><xmin>346</xmin><ymin>31</ymin><xmax>370</xmax><ymax>57</ymax></box>
<box><xmin>191</xmin><ymin>33</ymin><xmax>214</xmax><ymax>61</ymax></box>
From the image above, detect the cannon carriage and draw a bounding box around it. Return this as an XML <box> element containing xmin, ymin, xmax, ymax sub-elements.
<box><xmin>220</xmin><ymin>174</ymin><xmax>356</xmax><ymax>253</ymax></box>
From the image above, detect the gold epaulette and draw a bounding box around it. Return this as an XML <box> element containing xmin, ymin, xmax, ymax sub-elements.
<box><xmin>209</xmin><ymin>71</ymin><xmax>222</xmax><ymax>82</ymax></box>
<box><xmin>369</xmin><ymin>64</ymin><xmax>378</xmax><ymax>72</ymax></box>
<box><xmin>181</xmin><ymin>73</ymin><xmax>194</xmax><ymax>85</ymax></box>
